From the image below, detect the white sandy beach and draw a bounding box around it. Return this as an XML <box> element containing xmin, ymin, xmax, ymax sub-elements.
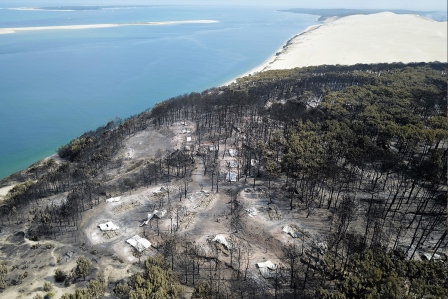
<box><xmin>241</xmin><ymin>12</ymin><xmax>447</xmax><ymax>77</ymax></box>
<box><xmin>0</xmin><ymin>20</ymin><xmax>218</xmax><ymax>34</ymax></box>
<box><xmin>0</xmin><ymin>184</ymin><xmax>15</xmax><ymax>199</ymax></box>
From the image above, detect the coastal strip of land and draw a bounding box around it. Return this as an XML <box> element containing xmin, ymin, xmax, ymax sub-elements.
<box><xmin>233</xmin><ymin>12</ymin><xmax>447</xmax><ymax>81</ymax></box>
<box><xmin>6</xmin><ymin>7</ymin><xmax>76</xmax><ymax>11</ymax></box>
<box><xmin>0</xmin><ymin>20</ymin><xmax>218</xmax><ymax>34</ymax></box>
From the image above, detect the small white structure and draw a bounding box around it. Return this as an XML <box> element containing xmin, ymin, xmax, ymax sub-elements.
<box><xmin>98</xmin><ymin>221</ymin><xmax>119</xmax><ymax>231</ymax></box>
<box><xmin>212</xmin><ymin>235</ymin><xmax>231</xmax><ymax>250</ymax></box>
<box><xmin>307</xmin><ymin>98</ymin><xmax>322</xmax><ymax>108</ymax></box>
<box><xmin>421</xmin><ymin>252</ymin><xmax>442</xmax><ymax>261</ymax></box>
<box><xmin>257</xmin><ymin>260</ymin><xmax>277</xmax><ymax>278</ymax></box>
<box><xmin>257</xmin><ymin>260</ymin><xmax>276</xmax><ymax>269</ymax></box>
<box><xmin>228</xmin><ymin>149</ymin><xmax>238</xmax><ymax>157</ymax></box>
<box><xmin>226</xmin><ymin>172</ymin><xmax>237</xmax><ymax>182</ymax></box>
<box><xmin>126</xmin><ymin>235</ymin><xmax>151</xmax><ymax>252</ymax></box>
<box><xmin>106</xmin><ymin>196</ymin><xmax>121</xmax><ymax>203</ymax></box>
<box><xmin>181</xmin><ymin>129</ymin><xmax>191</xmax><ymax>134</ymax></box>
<box><xmin>186</xmin><ymin>136</ymin><xmax>192</xmax><ymax>142</ymax></box>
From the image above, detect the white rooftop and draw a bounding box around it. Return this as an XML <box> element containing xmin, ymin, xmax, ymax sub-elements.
<box><xmin>106</xmin><ymin>196</ymin><xmax>121</xmax><ymax>203</ymax></box>
<box><xmin>98</xmin><ymin>221</ymin><xmax>119</xmax><ymax>231</ymax></box>
<box><xmin>257</xmin><ymin>260</ymin><xmax>277</xmax><ymax>278</ymax></box>
<box><xmin>126</xmin><ymin>235</ymin><xmax>151</xmax><ymax>252</ymax></box>
<box><xmin>257</xmin><ymin>260</ymin><xmax>277</xmax><ymax>270</ymax></box>
<box><xmin>422</xmin><ymin>252</ymin><xmax>442</xmax><ymax>260</ymax></box>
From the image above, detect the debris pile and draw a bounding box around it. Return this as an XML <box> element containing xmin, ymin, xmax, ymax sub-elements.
<box><xmin>140</xmin><ymin>209</ymin><xmax>167</xmax><ymax>226</ymax></box>
<box><xmin>312</xmin><ymin>241</ymin><xmax>328</xmax><ymax>255</ymax></box>
<box><xmin>268</xmin><ymin>205</ymin><xmax>281</xmax><ymax>220</ymax></box>
<box><xmin>246</xmin><ymin>207</ymin><xmax>257</xmax><ymax>218</ymax></box>
<box><xmin>226</xmin><ymin>172</ymin><xmax>237</xmax><ymax>182</ymax></box>
<box><xmin>282</xmin><ymin>224</ymin><xmax>301</xmax><ymax>238</ymax></box>
<box><xmin>212</xmin><ymin>235</ymin><xmax>231</xmax><ymax>250</ymax></box>
<box><xmin>228</xmin><ymin>149</ymin><xmax>238</xmax><ymax>157</ymax></box>
<box><xmin>228</xmin><ymin>160</ymin><xmax>238</xmax><ymax>168</ymax></box>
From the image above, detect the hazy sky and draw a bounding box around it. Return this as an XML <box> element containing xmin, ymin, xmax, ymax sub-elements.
<box><xmin>3</xmin><ymin>0</ymin><xmax>447</xmax><ymax>11</ymax></box>
<box><xmin>147</xmin><ymin>0</ymin><xmax>447</xmax><ymax>10</ymax></box>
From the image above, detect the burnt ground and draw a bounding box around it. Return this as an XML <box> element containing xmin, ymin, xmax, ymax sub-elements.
<box><xmin>0</xmin><ymin>120</ymin><xmax>445</xmax><ymax>298</ymax></box>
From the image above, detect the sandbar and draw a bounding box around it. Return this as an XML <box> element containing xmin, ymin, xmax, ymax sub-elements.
<box><xmin>237</xmin><ymin>12</ymin><xmax>447</xmax><ymax>79</ymax></box>
<box><xmin>0</xmin><ymin>20</ymin><xmax>218</xmax><ymax>34</ymax></box>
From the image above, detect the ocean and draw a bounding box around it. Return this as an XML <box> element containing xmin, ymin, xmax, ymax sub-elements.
<box><xmin>0</xmin><ymin>5</ymin><xmax>319</xmax><ymax>179</ymax></box>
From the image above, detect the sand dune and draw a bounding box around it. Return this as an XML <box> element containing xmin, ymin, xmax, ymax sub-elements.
<box><xmin>249</xmin><ymin>12</ymin><xmax>447</xmax><ymax>74</ymax></box>
<box><xmin>0</xmin><ymin>20</ymin><xmax>218</xmax><ymax>34</ymax></box>
<box><xmin>0</xmin><ymin>184</ymin><xmax>15</xmax><ymax>199</ymax></box>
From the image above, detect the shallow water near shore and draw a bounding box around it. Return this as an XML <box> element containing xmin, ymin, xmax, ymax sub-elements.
<box><xmin>0</xmin><ymin>5</ymin><xmax>318</xmax><ymax>179</ymax></box>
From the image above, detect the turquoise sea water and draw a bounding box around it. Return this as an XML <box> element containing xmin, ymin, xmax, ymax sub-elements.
<box><xmin>0</xmin><ymin>5</ymin><xmax>318</xmax><ymax>179</ymax></box>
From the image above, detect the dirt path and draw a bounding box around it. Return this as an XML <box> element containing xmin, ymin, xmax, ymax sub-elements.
<box><xmin>191</xmin><ymin>157</ymin><xmax>208</xmax><ymax>191</ymax></box>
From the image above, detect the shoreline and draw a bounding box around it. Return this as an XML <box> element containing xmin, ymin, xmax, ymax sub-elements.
<box><xmin>222</xmin><ymin>23</ymin><xmax>323</xmax><ymax>85</ymax></box>
<box><xmin>1</xmin><ymin>12</ymin><xmax>446</xmax><ymax>181</ymax></box>
<box><xmin>224</xmin><ymin>12</ymin><xmax>447</xmax><ymax>85</ymax></box>
<box><xmin>0</xmin><ymin>20</ymin><xmax>218</xmax><ymax>34</ymax></box>
<box><xmin>0</xmin><ymin>153</ymin><xmax>64</xmax><ymax>185</ymax></box>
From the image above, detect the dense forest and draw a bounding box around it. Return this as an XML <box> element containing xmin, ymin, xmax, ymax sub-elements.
<box><xmin>0</xmin><ymin>62</ymin><xmax>446</xmax><ymax>298</ymax></box>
